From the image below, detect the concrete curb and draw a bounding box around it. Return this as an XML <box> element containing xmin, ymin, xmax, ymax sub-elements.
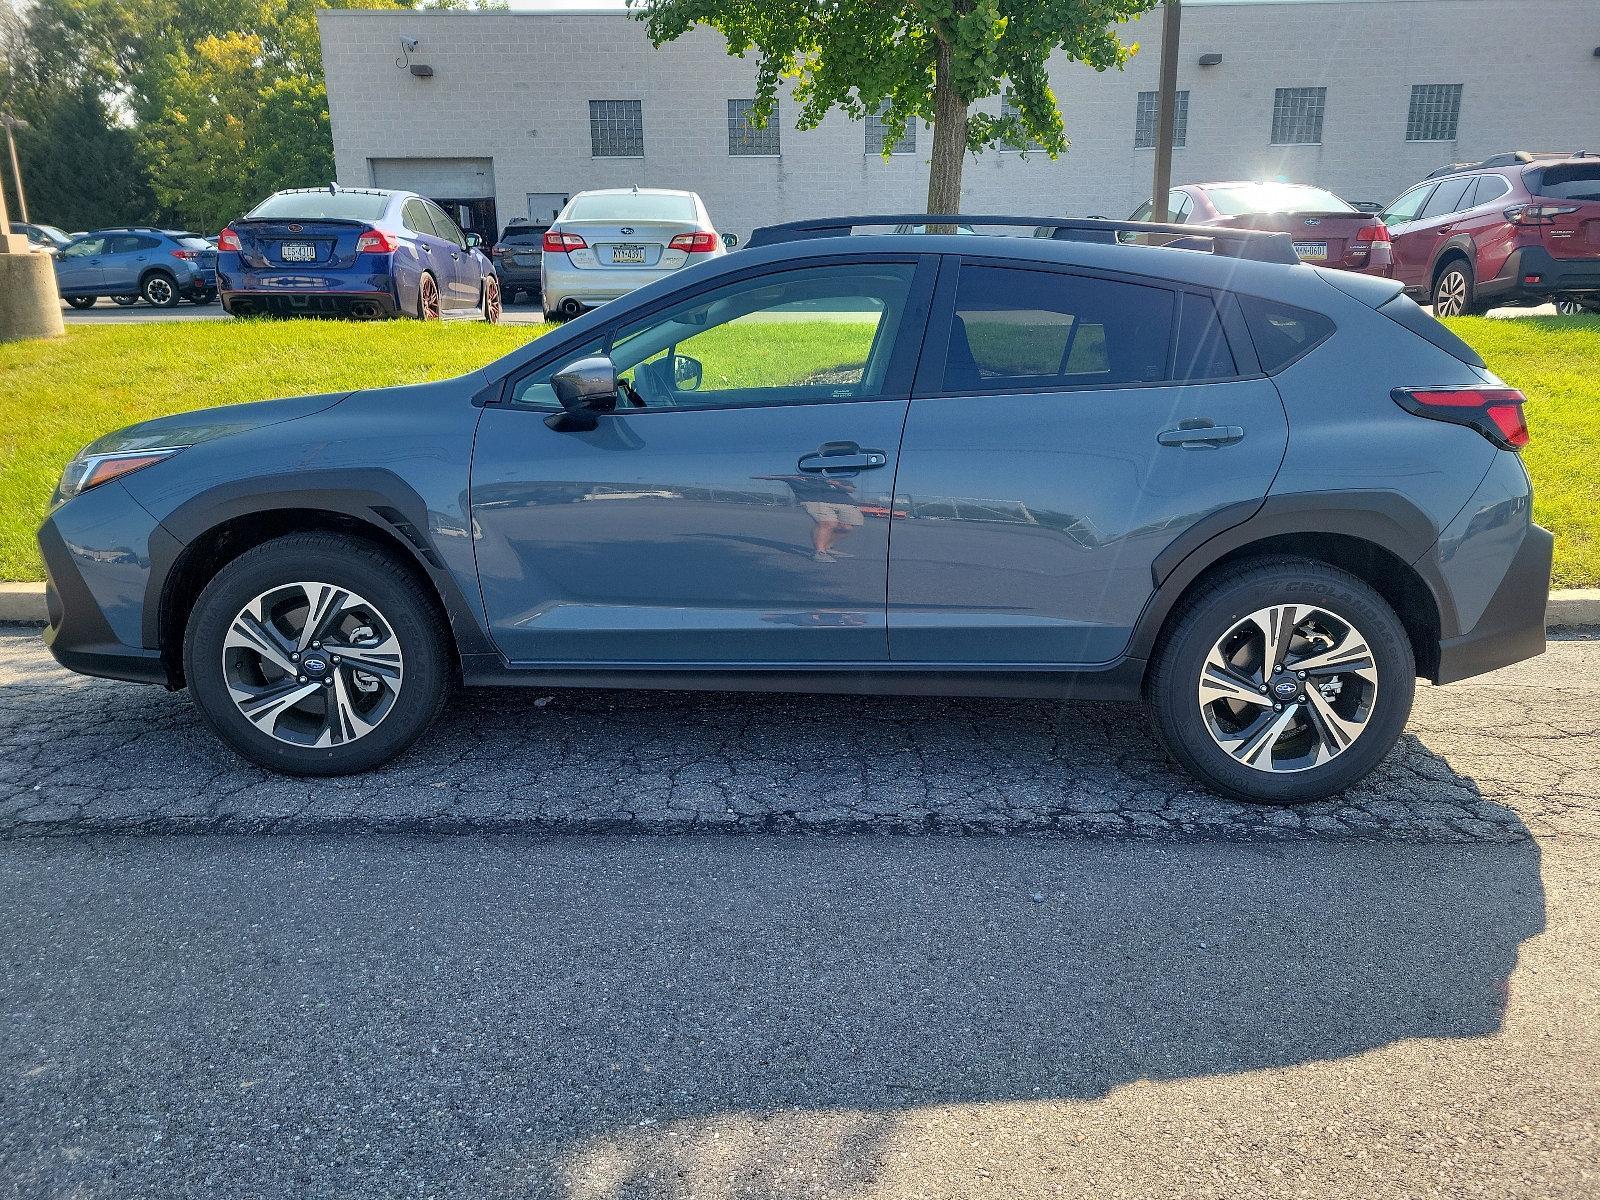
<box><xmin>4</xmin><ymin>580</ymin><xmax>1599</xmax><ymax>629</ymax></box>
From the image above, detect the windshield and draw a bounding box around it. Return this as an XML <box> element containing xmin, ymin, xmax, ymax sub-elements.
<box><xmin>564</xmin><ymin>193</ymin><xmax>697</xmax><ymax>222</ymax></box>
<box><xmin>1204</xmin><ymin>184</ymin><xmax>1355</xmax><ymax>216</ymax></box>
<box><xmin>247</xmin><ymin>191</ymin><xmax>391</xmax><ymax>221</ymax></box>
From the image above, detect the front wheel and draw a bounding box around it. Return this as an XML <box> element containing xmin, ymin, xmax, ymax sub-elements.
<box><xmin>65</xmin><ymin>295</ymin><xmax>96</xmax><ymax>309</ymax></box>
<box><xmin>112</xmin><ymin>295</ymin><xmax>139</xmax><ymax>307</ymax></box>
<box><xmin>183</xmin><ymin>533</ymin><xmax>450</xmax><ymax>775</ymax></box>
<box><xmin>1146</xmin><ymin>558</ymin><xmax>1415</xmax><ymax>804</ymax></box>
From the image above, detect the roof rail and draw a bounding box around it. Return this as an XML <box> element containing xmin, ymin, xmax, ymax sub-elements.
<box><xmin>744</xmin><ymin>214</ymin><xmax>1301</xmax><ymax>265</ymax></box>
<box><xmin>1428</xmin><ymin>150</ymin><xmax>1576</xmax><ymax>178</ymax></box>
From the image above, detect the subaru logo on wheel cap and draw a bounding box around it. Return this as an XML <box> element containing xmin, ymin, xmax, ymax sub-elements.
<box><xmin>1274</xmin><ymin>679</ymin><xmax>1299</xmax><ymax>698</ymax></box>
<box><xmin>303</xmin><ymin>656</ymin><xmax>328</xmax><ymax>674</ymax></box>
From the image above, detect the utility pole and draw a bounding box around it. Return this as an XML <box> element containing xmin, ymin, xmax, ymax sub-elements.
<box><xmin>0</xmin><ymin>111</ymin><xmax>64</xmax><ymax>342</ymax></box>
<box><xmin>1150</xmin><ymin>0</ymin><xmax>1182</xmax><ymax>223</ymax></box>
<box><xmin>2</xmin><ymin>115</ymin><xmax>28</xmax><ymax>223</ymax></box>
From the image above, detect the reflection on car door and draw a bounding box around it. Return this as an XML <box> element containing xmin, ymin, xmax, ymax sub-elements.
<box><xmin>887</xmin><ymin>259</ymin><xmax>1289</xmax><ymax>665</ymax></box>
<box><xmin>469</xmin><ymin>257</ymin><xmax>934</xmax><ymax>665</ymax></box>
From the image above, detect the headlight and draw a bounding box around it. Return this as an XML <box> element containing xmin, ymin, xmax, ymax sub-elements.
<box><xmin>58</xmin><ymin>447</ymin><xmax>187</xmax><ymax>501</ymax></box>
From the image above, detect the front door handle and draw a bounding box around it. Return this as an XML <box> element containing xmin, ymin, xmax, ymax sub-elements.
<box><xmin>798</xmin><ymin>442</ymin><xmax>888</xmax><ymax>474</ymax></box>
<box><xmin>1158</xmin><ymin>421</ymin><xmax>1244</xmax><ymax>448</ymax></box>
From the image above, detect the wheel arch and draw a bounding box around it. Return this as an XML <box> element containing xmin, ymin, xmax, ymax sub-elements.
<box><xmin>147</xmin><ymin>476</ymin><xmax>495</xmax><ymax>686</ymax></box>
<box><xmin>1133</xmin><ymin>492</ymin><xmax>1454</xmax><ymax>684</ymax></box>
<box><xmin>1430</xmin><ymin>243</ymin><xmax>1475</xmax><ymax>291</ymax></box>
<box><xmin>138</xmin><ymin>265</ymin><xmax>177</xmax><ymax>289</ymax></box>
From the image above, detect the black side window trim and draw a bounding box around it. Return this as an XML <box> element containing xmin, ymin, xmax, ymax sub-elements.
<box><xmin>489</xmin><ymin>252</ymin><xmax>938</xmax><ymax>411</ymax></box>
<box><xmin>910</xmin><ymin>256</ymin><xmax>1265</xmax><ymax>399</ymax></box>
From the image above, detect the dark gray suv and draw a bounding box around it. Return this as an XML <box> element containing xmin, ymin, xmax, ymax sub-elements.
<box><xmin>37</xmin><ymin>215</ymin><xmax>1551</xmax><ymax>803</ymax></box>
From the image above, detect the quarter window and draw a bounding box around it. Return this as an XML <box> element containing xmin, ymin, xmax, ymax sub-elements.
<box><xmin>1468</xmin><ymin>174</ymin><xmax>1510</xmax><ymax>208</ymax></box>
<box><xmin>1270</xmin><ymin>87</ymin><xmax>1326</xmax><ymax>146</ymax></box>
<box><xmin>942</xmin><ymin>265</ymin><xmax>1175</xmax><ymax>393</ymax></box>
<box><xmin>1406</xmin><ymin>84</ymin><xmax>1463</xmax><ymax>142</ymax></box>
<box><xmin>728</xmin><ymin>100</ymin><xmax>780</xmax><ymax>156</ymax></box>
<box><xmin>1135</xmin><ymin>90</ymin><xmax>1189</xmax><ymax>149</ymax></box>
<box><xmin>1238</xmin><ymin>296</ymin><xmax>1334</xmax><ymax>374</ymax></box>
<box><xmin>589</xmin><ymin>99</ymin><xmax>644</xmax><ymax>157</ymax></box>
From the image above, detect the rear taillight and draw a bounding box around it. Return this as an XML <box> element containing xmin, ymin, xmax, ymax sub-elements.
<box><xmin>355</xmin><ymin>229</ymin><xmax>398</xmax><ymax>254</ymax></box>
<box><xmin>1355</xmin><ymin>224</ymin><xmax>1391</xmax><ymax>244</ymax></box>
<box><xmin>170</xmin><ymin>249</ymin><xmax>199</xmax><ymax>260</ymax></box>
<box><xmin>669</xmin><ymin>232</ymin><xmax>720</xmax><ymax>253</ymax></box>
<box><xmin>1505</xmin><ymin>203</ymin><xmax>1579</xmax><ymax>225</ymax></box>
<box><xmin>216</xmin><ymin>228</ymin><xmax>240</xmax><ymax>252</ymax></box>
<box><xmin>543</xmin><ymin>230</ymin><xmax>587</xmax><ymax>253</ymax></box>
<box><xmin>1392</xmin><ymin>387</ymin><xmax>1529</xmax><ymax>451</ymax></box>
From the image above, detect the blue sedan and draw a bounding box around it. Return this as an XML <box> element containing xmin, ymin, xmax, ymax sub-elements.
<box><xmin>217</xmin><ymin>186</ymin><xmax>500</xmax><ymax>320</ymax></box>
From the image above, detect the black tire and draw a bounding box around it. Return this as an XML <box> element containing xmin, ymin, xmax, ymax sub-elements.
<box><xmin>193</xmin><ymin>289</ymin><xmax>218</xmax><ymax>306</ymax></box>
<box><xmin>141</xmin><ymin>271</ymin><xmax>180</xmax><ymax>308</ymax></box>
<box><xmin>112</xmin><ymin>294</ymin><xmax>139</xmax><ymax>307</ymax></box>
<box><xmin>65</xmin><ymin>295</ymin><xmax>96</xmax><ymax>309</ymax></box>
<box><xmin>183</xmin><ymin>533</ymin><xmax>450</xmax><ymax>776</ymax></box>
<box><xmin>1431</xmin><ymin>257</ymin><xmax>1479</xmax><ymax>318</ymax></box>
<box><xmin>1146</xmin><ymin>557</ymin><xmax>1416</xmax><ymax>804</ymax></box>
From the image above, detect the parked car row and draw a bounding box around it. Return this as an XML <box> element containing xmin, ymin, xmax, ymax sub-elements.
<box><xmin>1127</xmin><ymin>152</ymin><xmax>1600</xmax><ymax>317</ymax></box>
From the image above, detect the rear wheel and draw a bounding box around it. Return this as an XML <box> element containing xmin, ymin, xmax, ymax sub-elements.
<box><xmin>1431</xmin><ymin>259</ymin><xmax>1477</xmax><ymax>318</ymax></box>
<box><xmin>65</xmin><ymin>295</ymin><xmax>96</xmax><ymax>309</ymax></box>
<box><xmin>482</xmin><ymin>273</ymin><xmax>502</xmax><ymax>323</ymax></box>
<box><xmin>142</xmin><ymin>272</ymin><xmax>180</xmax><ymax>308</ymax></box>
<box><xmin>416</xmin><ymin>272</ymin><xmax>441</xmax><ymax>320</ymax></box>
<box><xmin>112</xmin><ymin>294</ymin><xmax>139</xmax><ymax>307</ymax></box>
<box><xmin>184</xmin><ymin>533</ymin><xmax>450</xmax><ymax>775</ymax></box>
<box><xmin>1147</xmin><ymin>558</ymin><xmax>1415</xmax><ymax>804</ymax></box>
<box><xmin>1554</xmin><ymin>296</ymin><xmax>1596</xmax><ymax>316</ymax></box>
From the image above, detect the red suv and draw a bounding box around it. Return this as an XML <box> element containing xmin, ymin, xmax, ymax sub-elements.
<box><xmin>1381</xmin><ymin>152</ymin><xmax>1600</xmax><ymax>316</ymax></box>
<box><xmin>1128</xmin><ymin>182</ymin><xmax>1393</xmax><ymax>275</ymax></box>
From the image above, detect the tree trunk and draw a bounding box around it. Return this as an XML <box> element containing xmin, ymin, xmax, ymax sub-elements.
<box><xmin>926</xmin><ymin>38</ymin><xmax>968</xmax><ymax>226</ymax></box>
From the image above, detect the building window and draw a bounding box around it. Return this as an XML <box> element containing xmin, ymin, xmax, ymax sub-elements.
<box><xmin>1134</xmin><ymin>90</ymin><xmax>1189</xmax><ymax>149</ymax></box>
<box><xmin>1406</xmin><ymin>83</ymin><xmax>1463</xmax><ymax>142</ymax></box>
<box><xmin>866</xmin><ymin>103</ymin><xmax>915</xmax><ymax>156</ymax></box>
<box><xmin>589</xmin><ymin>100</ymin><xmax>643</xmax><ymax>157</ymax></box>
<box><xmin>1000</xmin><ymin>93</ymin><xmax>1045</xmax><ymax>152</ymax></box>
<box><xmin>1270</xmin><ymin>87</ymin><xmax>1326</xmax><ymax>145</ymax></box>
<box><xmin>728</xmin><ymin>99</ymin><xmax>780</xmax><ymax>156</ymax></box>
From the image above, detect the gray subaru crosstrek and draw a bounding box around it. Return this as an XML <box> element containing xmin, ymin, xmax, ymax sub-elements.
<box><xmin>37</xmin><ymin>214</ymin><xmax>1552</xmax><ymax>803</ymax></box>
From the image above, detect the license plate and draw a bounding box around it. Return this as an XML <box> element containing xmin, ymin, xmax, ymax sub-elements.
<box><xmin>611</xmin><ymin>245</ymin><xmax>646</xmax><ymax>264</ymax></box>
<box><xmin>280</xmin><ymin>241</ymin><xmax>317</xmax><ymax>262</ymax></box>
<box><xmin>1293</xmin><ymin>241</ymin><xmax>1328</xmax><ymax>261</ymax></box>
<box><xmin>514</xmin><ymin>253</ymin><xmax>537</xmax><ymax>265</ymax></box>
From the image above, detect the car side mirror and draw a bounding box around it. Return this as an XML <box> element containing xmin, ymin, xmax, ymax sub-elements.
<box><xmin>546</xmin><ymin>356</ymin><xmax>619</xmax><ymax>432</ymax></box>
<box><xmin>722</xmin><ymin>233</ymin><xmax>739</xmax><ymax>249</ymax></box>
<box><xmin>463</xmin><ymin>233</ymin><xmax>483</xmax><ymax>249</ymax></box>
<box><xmin>672</xmin><ymin>354</ymin><xmax>703</xmax><ymax>392</ymax></box>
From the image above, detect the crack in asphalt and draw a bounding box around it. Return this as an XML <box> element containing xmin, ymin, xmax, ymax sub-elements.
<box><xmin>2</xmin><ymin>629</ymin><xmax>1596</xmax><ymax>842</ymax></box>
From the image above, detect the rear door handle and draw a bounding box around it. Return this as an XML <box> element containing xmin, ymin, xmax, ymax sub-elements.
<box><xmin>798</xmin><ymin>442</ymin><xmax>888</xmax><ymax>473</ymax></box>
<box><xmin>1158</xmin><ymin>423</ymin><xmax>1244</xmax><ymax>448</ymax></box>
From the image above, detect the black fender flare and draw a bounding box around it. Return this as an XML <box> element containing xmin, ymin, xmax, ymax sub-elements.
<box><xmin>1428</xmin><ymin>237</ymin><xmax>1477</xmax><ymax>289</ymax></box>
<box><xmin>1128</xmin><ymin>489</ymin><xmax>1458</xmax><ymax>665</ymax></box>
<box><xmin>143</xmin><ymin>467</ymin><xmax>498</xmax><ymax>666</ymax></box>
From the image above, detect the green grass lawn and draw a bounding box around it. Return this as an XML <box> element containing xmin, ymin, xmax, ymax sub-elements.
<box><xmin>1</xmin><ymin>314</ymin><xmax>1596</xmax><ymax>585</ymax></box>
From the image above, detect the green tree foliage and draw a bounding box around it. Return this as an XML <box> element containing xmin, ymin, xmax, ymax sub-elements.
<box><xmin>629</xmin><ymin>0</ymin><xmax>1162</xmax><ymax>213</ymax></box>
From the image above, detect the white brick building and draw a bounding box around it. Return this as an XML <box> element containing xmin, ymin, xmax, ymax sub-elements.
<box><xmin>318</xmin><ymin>0</ymin><xmax>1600</xmax><ymax>243</ymax></box>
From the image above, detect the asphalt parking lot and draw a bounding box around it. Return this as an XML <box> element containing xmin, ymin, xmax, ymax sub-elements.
<box><xmin>2</xmin><ymin>630</ymin><xmax>1596</xmax><ymax>1198</ymax></box>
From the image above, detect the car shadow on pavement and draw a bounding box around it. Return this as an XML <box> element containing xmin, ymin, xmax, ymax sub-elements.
<box><xmin>0</xmin><ymin>833</ymin><xmax>1546</xmax><ymax>1199</ymax></box>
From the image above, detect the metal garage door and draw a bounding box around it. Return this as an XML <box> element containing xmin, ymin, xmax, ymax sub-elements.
<box><xmin>368</xmin><ymin>158</ymin><xmax>495</xmax><ymax>199</ymax></box>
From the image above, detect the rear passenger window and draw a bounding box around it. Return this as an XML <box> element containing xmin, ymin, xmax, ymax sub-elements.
<box><xmin>1238</xmin><ymin>296</ymin><xmax>1335</xmax><ymax>372</ymax></box>
<box><xmin>943</xmin><ymin>265</ymin><xmax>1174</xmax><ymax>392</ymax></box>
<box><xmin>1174</xmin><ymin>294</ymin><xmax>1238</xmax><ymax>380</ymax></box>
<box><xmin>1419</xmin><ymin>176</ymin><xmax>1473</xmax><ymax>218</ymax></box>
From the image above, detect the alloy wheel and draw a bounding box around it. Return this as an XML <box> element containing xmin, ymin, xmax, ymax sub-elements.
<box><xmin>1433</xmin><ymin>269</ymin><xmax>1468</xmax><ymax>317</ymax></box>
<box><xmin>144</xmin><ymin>276</ymin><xmax>175</xmax><ymax>306</ymax></box>
<box><xmin>222</xmin><ymin>582</ymin><xmax>404</xmax><ymax>748</ymax></box>
<box><xmin>1196</xmin><ymin>604</ymin><xmax>1379</xmax><ymax>773</ymax></box>
<box><xmin>419</xmin><ymin>274</ymin><xmax>440</xmax><ymax>320</ymax></box>
<box><xmin>484</xmin><ymin>275</ymin><xmax>502</xmax><ymax>323</ymax></box>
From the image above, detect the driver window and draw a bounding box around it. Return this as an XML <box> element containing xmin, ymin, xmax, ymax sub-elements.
<box><xmin>1381</xmin><ymin>184</ymin><xmax>1434</xmax><ymax>228</ymax></box>
<box><xmin>512</xmin><ymin>262</ymin><xmax>917</xmax><ymax>412</ymax></box>
<box><xmin>64</xmin><ymin>237</ymin><xmax>106</xmax><ymax>258</ymax></box>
